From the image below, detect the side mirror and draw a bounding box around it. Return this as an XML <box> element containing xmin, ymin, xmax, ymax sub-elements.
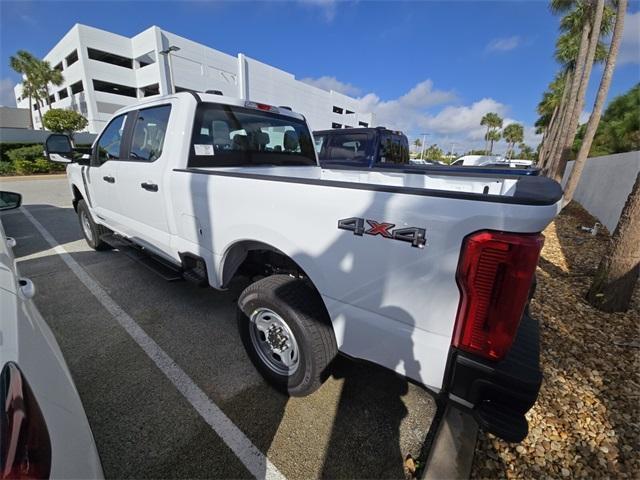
<box><xmin>44</xmin><ymin>134</ymin><xmax>74</xmax><ymax>164</ymax></box>
<box><xmin>0</xmin><ymin>191</ymin><xmax>22</xmax><ymax>211</ymax></box>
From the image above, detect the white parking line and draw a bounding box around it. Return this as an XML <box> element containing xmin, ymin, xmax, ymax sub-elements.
<box><xmin>19</xmin><ymin>207</ymin><xmax>286</xmax><ymax>480</ymax></box>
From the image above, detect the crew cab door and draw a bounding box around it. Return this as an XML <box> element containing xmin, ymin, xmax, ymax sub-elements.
<box><xmin>113</xmin><ymin>104</ymin><xmax>172</xmax><ymax>256</ymax></box>
<box><xmin>86</xmin><ymin>113</ymin><xmax>128</xmax><ymax>229</ymax></box>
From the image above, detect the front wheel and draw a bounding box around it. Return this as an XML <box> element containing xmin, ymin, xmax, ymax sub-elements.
<box><xmin>237</xmin><ymin>275</ymin><xmax>337</xmax><ymax>396</ymax></box>
<box><xmin>77</xmin><ymin>199</ymin><xmax>111</xmax><ymax>250</ymax></box>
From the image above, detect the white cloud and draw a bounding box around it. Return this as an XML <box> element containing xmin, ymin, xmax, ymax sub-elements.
<box><xmin>350</xmin><ymin>80</ymin><xmax>539</xmax><ymax>153</ymax></box>
<box><xmin>301</xmin><ymin>76</ymin><xmax>362</xmax><ymax>96</ymax></box>
<box><xmin>618</xmin><ymin>11</ymin><xmax>640</xmax><ymax>65</ymax></box>
<box><xmin>19</xmin><ymin>14</ymin><xmax>37</xmax><ymax>26</ymax></box>
<box><xmin>579</xmin><ymin>110</ymin><xmax>591</xmax><ymax>124</ymax></box>
<box><xmin>299</xmin><ymin>0</ymin><xmax>337</xmax><ymax>22</ymax></box>
<box><xmin>354</xmin><ymin>79</ymin><xmax>458</xmax><ymax>132</ymax></box>
<box><xmin>0</xmin><ymin>78</ymin><xmax>17</xmax><ymax>107</ymax></box>
<box><xmin>306</xmin><ymin>75</ymin><xmax>538</xmax><ymax>153</ymax></box>
<box><xmin>485</xmin><ymin>36</ymin><xmax>521</xmax><ymax>53</ymax></box>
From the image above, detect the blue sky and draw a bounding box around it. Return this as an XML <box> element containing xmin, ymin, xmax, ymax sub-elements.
<box><xmin>1</xmin><ymin>0</ymin><xmax>638</xmax><ymax>152</ymax></box>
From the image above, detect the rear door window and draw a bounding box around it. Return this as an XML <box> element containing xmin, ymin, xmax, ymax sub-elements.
<box><xmin>129</xmin><ymin>105</ymin><xmax>171</xmax><ymax>162</ymax></box>
<box><xmin>188</xmin><ymin>103</ymin><xmax>316</xmax><ymax>168</ymax></box>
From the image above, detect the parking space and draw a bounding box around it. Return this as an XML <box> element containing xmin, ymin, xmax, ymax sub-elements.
<box><xmin>1</xmin><ymin>176</ymin><xmax>438</xmax><ymax>479</ymax></box>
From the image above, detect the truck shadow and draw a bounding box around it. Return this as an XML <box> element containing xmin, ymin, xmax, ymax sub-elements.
<box><xmin>1</xmin><ymin>204</ymin><xmax>84</xmax><ymax>258</ymax></box>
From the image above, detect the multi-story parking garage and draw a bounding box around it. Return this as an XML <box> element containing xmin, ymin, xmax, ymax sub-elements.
<box><xmin>14</xmin><ymin>24</ymin><xmax>374</xmax><ymax>134</ymax></box>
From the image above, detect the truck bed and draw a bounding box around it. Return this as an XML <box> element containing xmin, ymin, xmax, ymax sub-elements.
<box><xmin>175</xmin><ymin>165</ymin><xmax>562</xmax><ymax>206</ymax></box>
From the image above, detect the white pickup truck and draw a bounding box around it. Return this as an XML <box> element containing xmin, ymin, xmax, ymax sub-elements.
<box><xmin>45</xmin><ymin>92</ymin><xmax>562</xmax><ymax>442</ymax></box>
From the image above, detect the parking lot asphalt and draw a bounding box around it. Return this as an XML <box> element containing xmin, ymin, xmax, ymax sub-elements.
<box><xmin>0</xmin><ymin>176</ymin><xmax>438</xmax><ymax>479</ymax></box>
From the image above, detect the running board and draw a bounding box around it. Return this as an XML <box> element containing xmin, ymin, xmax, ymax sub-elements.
<box><xmin>100</xmin><ymin>233</ymin><xmax>183</xmax><ymax>282</ymax></box>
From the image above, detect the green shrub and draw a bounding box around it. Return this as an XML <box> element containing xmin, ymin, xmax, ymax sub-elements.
<box><xmin>0</xmin><ymin>161</ymin><xmax>16</xmax><ymax>176</ymax></box>
<box><xmin>6</xmin><ymin>145</ymin><xmax>45</xmax><ymax>163</ymax></box>
<box><xmin>4</xmin><ymin>144</ymin><xmax>65</xmax><ymax>175</ymax></box>
<box><xmin>0</xmin><ymin>142</ymin><xmax>38</xmax><ymax>163</ymax></box>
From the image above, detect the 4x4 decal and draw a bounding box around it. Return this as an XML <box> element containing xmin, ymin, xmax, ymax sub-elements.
<box><xmin>338</xmin><ymin>217</ymin><xmax>426</xmax><ymax>248</ymax></box>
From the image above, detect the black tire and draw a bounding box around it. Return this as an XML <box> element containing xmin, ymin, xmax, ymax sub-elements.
<box><xmin>77</xmin><ymin>199</ymin><xmax>111</xmax><ymax>250</ymax></box>
<box><xmin>237</xmin><ymin>275</ymin><xmax>338</xmax><ymax>396</ymax></box>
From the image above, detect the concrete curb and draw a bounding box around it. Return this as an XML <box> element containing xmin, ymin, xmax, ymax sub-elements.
<box><xmin>0</xmin><ymin>173</ymin><xmax>67</xmax><ymax>182</ymax></box>
<box><xmin>422</xmin><ymin>405</ymin><xmax>479</xmax><ymax>480</ymax></box>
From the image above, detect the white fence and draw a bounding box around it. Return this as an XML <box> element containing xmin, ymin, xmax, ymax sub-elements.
<box><xmin>562</xmin><ymin>151</ymin><xmax>640</xmax><ymax>233</ymax></box>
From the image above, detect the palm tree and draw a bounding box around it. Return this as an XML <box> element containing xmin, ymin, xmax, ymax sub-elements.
<box><xmin>503</xmin><ymin>123</ymin><xmax>524</xmax><ymax>159</ymax></box>
<box><xmin>486</xmin><ymin>130</ymin><xmax>502</xmax><ymax>155</ymax></box>
<box><xmin>554</xmin><ymin>0</ymin><xmax>608</xmax><ymax>182</ymax></box>
<box><xmin>517</xmin><ymin>143</ymin><xmax>535</xmax><ymax>160</ymax></box>
<box><xmin>413</xmin><ymin>138</ymin><xmax>422</xmax><ymax>154</ymax></box>
<box><xmin>36</xmin><ymin>60</ymin><xmax>63</xmax><ymax>107</ymax></box>
<box><xmin>9</xmin><ymin>50</ymin><xmax>39</xmax><ymax>129</ymax></box>
<box><xmin>564</xmin><ymin>0</ymin><xmax>627</xmax><ymax>203</ymax></box>
<box><xmin>480</xmin><ymin>112</ymin><xmax>503</xmax><ymax>154</ymax></box>
<box><xmin>586</xmin><ymin>169</ymin><xmax>638</xmax><ymax>312</ymax></box>
<box><xmin>545</xmin><ymin>0</ymin><xmax>613</xmax><ymax>181</ymax></box>
<box><xmin>539</xmin><ymin>70</ymin><xmax>571</xmax><ymax>171</ymax></box>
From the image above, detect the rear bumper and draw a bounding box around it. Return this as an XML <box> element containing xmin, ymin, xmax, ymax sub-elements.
<box><xmin>444</xmin><ymin>309</ymin><xmax>542</xmax><ymax>442</ymax></box>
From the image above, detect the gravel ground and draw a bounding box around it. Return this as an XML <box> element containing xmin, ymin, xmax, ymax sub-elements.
<box><xmin>471</xmin><ymin>202</ymin><xmax>640</xmax><ymax>479</ymax></box>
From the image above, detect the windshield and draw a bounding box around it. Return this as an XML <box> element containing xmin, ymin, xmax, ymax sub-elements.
<box><xmin>188</xmin><ymin>103</ymin><xmax>317</xmax><ymax>168</ymax></box>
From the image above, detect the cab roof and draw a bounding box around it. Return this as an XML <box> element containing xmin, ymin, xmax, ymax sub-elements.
<box><xmin>113</xmin><ymin>91</ymin><xmax>306</xmax><ymax>122</ymax></box>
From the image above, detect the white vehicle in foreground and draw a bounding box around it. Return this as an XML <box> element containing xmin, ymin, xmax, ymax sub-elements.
<box><xmin>0</xmin><ymin>191</ymin><xmax>103</xmax><ymax>478</ymax></box>
<box><xmin>45</xmin><ymin>92</ymin><xmax>562</xmax><ymax>442</ymax></box>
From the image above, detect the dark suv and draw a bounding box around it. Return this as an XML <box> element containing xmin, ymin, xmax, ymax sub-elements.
<box><xmin>313</xmin><ymin>127</ymin><xmax>409</xmax><ymax>168</ymax></box>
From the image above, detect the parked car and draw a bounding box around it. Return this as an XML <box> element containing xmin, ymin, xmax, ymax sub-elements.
<box><xmin>0</xmin><ymin>191</ymin><xmax>103</xmax><ymax>478</ymax></box>
<box><xmin>44</xmin><ymin>92</ymin><xmax>562</xmax><ymax>442</ymax></box>
<box><xmin>313</xmin><ymin>127</ymin><xmax>410</xmax><ymax>168</ymax></box>
<box><xmin>452</xmin><ymin>155</ymin><xmax>534</xmax><ymax>168</ymax></box>
<box><xmin>315</xmin><ymin>131</ymin><xmax>539</xmax><ymax>176</ymax></box>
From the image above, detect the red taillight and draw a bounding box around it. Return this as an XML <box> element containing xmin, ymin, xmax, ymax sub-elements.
<box><xmin>244</xmin><ymin>100</ymin><xmax>278</xmax><ymax>112</ymax></box>
<box><xmin>452</xmin><ymin>231</ymin><xmax>544</xmax><ymax>361</ymax></box>
<box><xmin>0</xmin><ymin>363</ymin><xmax>51</xmax><ymax>480</ymax></box>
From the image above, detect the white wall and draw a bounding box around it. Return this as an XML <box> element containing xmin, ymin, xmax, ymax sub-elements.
<box><xmin>15</xmin><ymin>24</ymin><xmax>374</xmax><ymax>135</ymax></box>
<box><xmin>562</xmin><ymin>151</ymin><xmax>640</xmax><ymax>232</ymax></box>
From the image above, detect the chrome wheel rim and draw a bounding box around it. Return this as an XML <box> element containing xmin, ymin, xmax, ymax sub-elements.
<box><xmin>81</xmin><ymin>210</ymin><xmax>93</xmax><ymax>243</ymax></box>
<box><xmin>249</xmin><ymin>308</ymin><xmax>300</xmax><ymax>376</ymax></box>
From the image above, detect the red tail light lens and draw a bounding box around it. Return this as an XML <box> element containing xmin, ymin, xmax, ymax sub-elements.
<box><xmin>453</xmin><ymin>231</ymin><xmax>544</xmax><ymax>361</ymax></box>
<box><xmin>1</xmin><ymin>363</ymin><xmax>51</xmax><ymax>479</ymax></box>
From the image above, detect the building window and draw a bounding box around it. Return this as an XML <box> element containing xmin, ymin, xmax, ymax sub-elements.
<box><xmin>49</xmin><ymin>94</ymin><xmax>55</xmax><ymax>104</ymax></box>
<box><xmin>58</xmin><ymin>88</ymin><xmax>69</xmax><ymax>100</ymax></box>
<box><xmin>33</xmin><ymin>103</ymin><xmax>39</xmax><ymax>111</ymax></box>
<box><xmin>66</xmin><ymin>50</ymin><xmax>78</xmax><ymax>67</ymax></box>
<box><xmin>135</xmin><ymin>51</ymin><xmax>156</xmax><ymax>68</ymax></box>
<box><xmin>332</xmin><ymin>106</ymin><xmax>343</xmax><ymax>114</ymax></box>
<box><xmin>175</xmin><ymin>86</ymin><xmax>198</xmax><ymax>93</ymax></box>
<box><xmin>54</xmin><ymin>62</ymin><xmax>63</xmax><ymax>72</ymax></box>
<box><xmin>87</xmin><ymin>47</ymin><xmax>133</xmax><ymax>69</ymax></box>
<box><xmin>141</xmin><ymin>83</ymin><xmax>160</xmax><ymax>97</ymax></box>
<box><xmin>358</xmin><ymin>121</ymin><xmax>369</xmax><ymax>127</ymax></box>
<box><xmin>70</xmin><ymin>80</ymin><xmax>84</xmax><ymax>94</ymax></box>
<box><xmin>346</xmin><ymin>110</ymin><xmax>354</xmax><ymax>115</ymax></box>
<box><xmin>332</xmin><ymin>122</ymin><xmax>342</xmax><ymax>129</ymax></box>
<box><xmin>93</xmin><ymin>79</ymin><xmax>137</xmax><ymax>98</ymax></box>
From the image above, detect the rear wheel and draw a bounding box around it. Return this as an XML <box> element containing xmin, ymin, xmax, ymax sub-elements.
<box><xmin>237</xmin><ymin>275</ymin><xmax>337</xmax><ymax>396</ymax></box>
<box><xmin>77</xmin><ymin>199</ymin><xmax>111</xmax><ymax>250</ymax></box>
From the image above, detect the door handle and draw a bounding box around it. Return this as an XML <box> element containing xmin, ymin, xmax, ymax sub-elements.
<box><xmin>103</xmin><ymin>176</ymin><xmax>115</xmax><ymax>183</ymax></box>
<box><xmin>141</xmin><ymin>182</ymin><xmax>158</xmax><ymax>192</ymax></box>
